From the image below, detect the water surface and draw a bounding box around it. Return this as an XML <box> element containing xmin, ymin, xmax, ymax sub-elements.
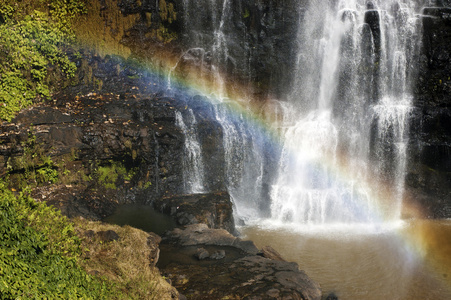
<box><xmin>103</xmin><ymin>204</ymin><xmax>176</xmax><ymax>235</ymax></box>
<box><xmin>241</xmin><ymin>219</ymin><xmax>451</xmax><ymax>300</ymax></box>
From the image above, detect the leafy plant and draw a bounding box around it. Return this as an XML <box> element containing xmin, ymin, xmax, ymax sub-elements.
<box><xmin>96</xmin><ymin>161</ymin><xmax>137</xmax><ymax>190</ymax></box>
<box><xmin>0</xmin><ymin>181</ymin><xmax>112</xmax><ymax>299</ymax></box>
<box><xmin>0</xmin><ymin>1</ymin><xmax>86</xmax><ymax>121</ymax></box>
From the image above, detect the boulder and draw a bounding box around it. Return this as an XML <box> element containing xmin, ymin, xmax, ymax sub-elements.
<box><xmin>260</xmin><ymin>245</ymin><xmax>286</xmax><ymax>261</ymax></box>
<box><xmin>194</xmin><ymin>248</ymin><xmax>209</xmax><ymax>260</ymax></box>
<box><xmin>165</xmin><ymin>224</ymin><xmax>258</xmax><ymax>255</ymax></box>
<box><xmin>153</xmin><ymin>192</ymin><xmax>235</xmax><ymax>233</ymax></box>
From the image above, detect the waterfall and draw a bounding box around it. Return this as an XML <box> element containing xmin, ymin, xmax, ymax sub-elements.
<box><xmin>175</xmin><ymin>0</ymin><xmax>234</xmax><ymax>99</ymax></box>
<box><xmin>175</xmin><ymin>110</ymin><xmax>205</xmax><ymax>194</ymax></box>
<box><xmin>213</xmin><ymin>102</ymin><xmax>268</xmax><ymax>220</ymax></box>
<box><xmin>175</xmin><ymin>0</ymin><xmax>269</xmax><ymax>219</ymax></box>
<box><xmin>271</xmin><ymin>0</ymin><xmax>421</xmax><ymax>224</ymax></box>
<box><xmin>174</xmin><ymin>0</ymin><xmax>422</xmax><ymax>225</ymax></box>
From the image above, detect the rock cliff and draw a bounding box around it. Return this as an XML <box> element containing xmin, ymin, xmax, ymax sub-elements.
<box><xmin>407</xmin><ymin>6</ymin><xmax>451</xmax><ymax>217</ymax></box>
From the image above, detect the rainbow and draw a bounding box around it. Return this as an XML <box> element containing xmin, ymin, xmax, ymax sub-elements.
<box><xmin>71</xmin><ymin>19</ymin><xmax>451</xmax><ymax>292</ymax></box>
<box><xmin>149</xmin><ymin>54</ymin><xmax>451</xmax><ymax>296</ymax></box>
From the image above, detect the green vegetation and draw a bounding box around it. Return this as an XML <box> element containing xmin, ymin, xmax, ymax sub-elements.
<box><xmin>7</xmin><ymin>131</ymin><xmax>59</xmax><ymax>188</ymax></box>
<box><xmin>152</xmin><ymin>0</ymin><xmax>178</xmax><ymax>43</ymax></box>
<box><xmin>0</xmin><ymin>181</ymin><xmax>111</xmax><ymax>299</ymax></box>
<box><xmin>0</xmin><ymin>2</ymin><xmax>174</xmax><ymax>298</ymax></box>
<box><xmin>243</xmin><ymin>8</ymin><xmax>250</xmax><ymax>18</ymax></box>
<box><xmin>0</xmin><ymin>0</ymin><xmax>86</xmax><ymax>121</ymax></box>
<box><xmin>96</xmin><ymin>160</ymin><xmax>137</xmax><ymax>190</ymax></box>
<box><xmin>0</xmin><ymin>0</ymin><xmax>86</xmax><ymax>25</ymax></box>
<box><xmin>0</xmin><ymin>181</ymin><xmax>172</xmax><ymax>299</ymax></box>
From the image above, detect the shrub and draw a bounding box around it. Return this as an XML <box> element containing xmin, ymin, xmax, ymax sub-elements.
<box><xmin>96</xmin><ymin>160</ymin><xmax>137</xmax><ymax>190</ymax></box>
<box><xmin>0</xmin><ymin>1</ymin><xmax>86</xmax><ymax>121</ymax></box>
<box><xmin>0</xmin><ymin>181</ymin><xmax>112</xmax><ymax>299</ymax></box>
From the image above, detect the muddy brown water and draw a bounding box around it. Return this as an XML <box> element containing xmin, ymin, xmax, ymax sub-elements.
<box><xmin>240</xmin><ymin>219</ymin><xmax>451</xmax><ymax>300</ymax></box>
<box><xmin>103</xmin><ymin>205</ymin><xmax>451</xmax><ymax>299</ymax></box>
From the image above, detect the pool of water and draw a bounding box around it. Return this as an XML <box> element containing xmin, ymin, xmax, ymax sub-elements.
<box><xmin>240</xmin><ymin>219</ymin><xmax>451</xmax><ymax>300</ymax></box>
<box><xmin>103</xmin><ymin>204</ymin><xmax>176</xmax><ymax>235</ymax></box>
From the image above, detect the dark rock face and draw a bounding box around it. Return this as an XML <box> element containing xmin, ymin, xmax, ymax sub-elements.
<box><xmin>68</xmin><ymin>0</ymin><xmax>451</xmax><ymax>218</ymax></box>
<box><xmin>211</xmin><ymin>0</ymin><xmax>302</xmax><ymax>98</ymax></box>
<box><xmin>159</xmin><ymin>224</ymin><xmax>322</xmax><ymax>299</ymax></box>
<box><xmin>1</xmin><ymin>95</ymin><xmax>183</xmax><ymax>218</ymax></box>
<box><xmin>407</xmin><ymin>7</ymin><xmax>451</xmax><ymax>218</ymax></box>
<box><xmin>115</xmin><ymin>0</ymin><xmax>303</xmax><ymax>98</ymax></box>
<box><xmin>0</xmin><ymin>51</ymin><xmax>226</xmax><ymax>220</ymax></box>
<box><xmin>110</xmin><ymin>0</ymin><xmax>451</xmax><ymax>217</ymax></box>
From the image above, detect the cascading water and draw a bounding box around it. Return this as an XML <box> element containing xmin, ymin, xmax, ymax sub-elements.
<box><xmin>173</xmin><ymin>0</ymin><xmax>421</xmax><ymax>226</ymax></box>
<box><xmin>271</xmin><ymin>0</ymin><xmax>421</xmax><ymax>225</ymax></box>
<box><xmin>175</xmin><ymin>109</ymin><xmax>205</xmax><ymax>194</ymax></box>
<box><xmin>154</xmin><ymin>2</ymin><xmax>451</xmax><ymax>299</ymax></box>
<box><xmin>213</xmin><ymin>102</ymin><xmax>269</xmax><ymax>219</ymax></box>
<box><xmin>175</xmin><ymin>0</ymin><xmax>234</xmax><ymax>98</ymax></box>
<box><xmin>173</xmin><ymin>0</ymin><xmax>271</xmax><ymax>219</ymax></box>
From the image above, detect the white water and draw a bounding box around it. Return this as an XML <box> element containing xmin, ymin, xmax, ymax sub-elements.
<box><xmin>270</xmin><ymin>0</ymin><xmax>421</xmax><ymax>225</ymax></box>
<box><xmin>164</xmin><ymin>2</ymin><xmax>446</xmax><ymax>299</ymax></box>
<box><xmin>213</xmin><ymin>101</ymin><xmax>268</xmax><ymax>220</ymax></box>
<box><xmin>175</xmin><ymin>0</ymin><xmax>422</xmax><ymax>226</ymax></box>
<box><xmin>175</xmin><ymin>110</ymin><xmax>205</xmax><ymax>193</ymax></box>
<box><xmin>176</xmin><ymin>0</ymin><xmax>270</xmax><ymax>219</ymax></box>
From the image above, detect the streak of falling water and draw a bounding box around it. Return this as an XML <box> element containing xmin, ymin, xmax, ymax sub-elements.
<box><xmin>175</xmin><ymin>110</ymin><xmax>205</xmax><ymax>194</ymax></box>
<box><xmin>167</xmin><ymin>48</ymin><xmax>206</xmax><ymax>90</ymax></box>
<box><xmin>211</xmin><ymin>0</ymin><xmax>231</xmax><ymax>99</ymax></box>
<box><xmin>180</xmin><ymin>0</ymin><xmax>269</xmax><ymax>219</ymax></box>
<box><xmin>213</xmin><ymin>101</ymin><xmax>266</xmax><ymax>220</ymax></box>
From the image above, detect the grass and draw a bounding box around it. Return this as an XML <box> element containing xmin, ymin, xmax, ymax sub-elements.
<box><xmin>73</xmin><ymin>218</ymin><xmax>177</xmax><ymax>299</ymax></box>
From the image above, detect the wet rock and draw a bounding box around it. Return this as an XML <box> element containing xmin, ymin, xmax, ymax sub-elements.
<box><xmin>195</xmin><ymin>118</ymin><xmax>226</xmax><ymax>192</ymax></box>
<box><xmin>160</xmin><ymin>246</ymin><xmax>322</xmax><ymax>300</ymax></box>
<box><xmin>260</xmin><ymin>245</ymin><xmax>286</xmax><ymax>261</ymax></box>
<box><xmin>209</xmin><ymin>250</ymin><xmax>226</xmax><ymax>260</ymax></box>
<box><xmin>325</xmin><ymin>292</ymin><xmax>339</xmax><ymax>300</ymax></box>
<box><xmin>147</xmin><ymin>233</ymin><xmax>162</xmax><ymax>266</ymax></box>
<box><xmin>159</xmin><ymin>224</ymin><xmax>321</xmax><ymax>298</ymax></box>
<box><xmin>366</xmin><ymin>1</ymin><xmax>375</xmax><ymax>10</ymax></box>
<box><xmin>165</xmin><ymin>224</ymin><xmax>259</xmax><ymax>255</ymax></box>
<box><xmin>406</xmin><ymin>6</ymin><xmax>451</xmax><ymax>217</ymax></box>
<box><xmin>364</xmin><ymin>9</ymin><xmax>381</xmax><ymax>58</ymax></box>
<box><xmin>195</xmin><ymin>248</ymin><xmax>209</xmax><ymax>260</ymax></box>
<box><xmin>153</xmin><ymin>192</ymin><xmax>235</xmax><ymax>233</ymax></box>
